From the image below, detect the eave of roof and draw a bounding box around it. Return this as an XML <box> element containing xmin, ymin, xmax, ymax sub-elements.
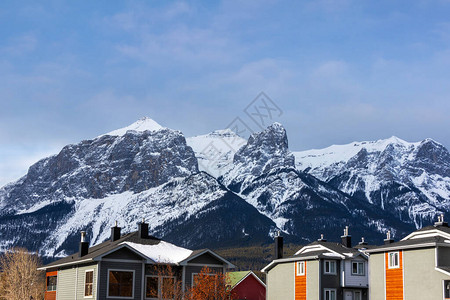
<box><xmin>229</xmin><ymin>271</ymin><xmax>266</xmax><ymax>288</ymax></box>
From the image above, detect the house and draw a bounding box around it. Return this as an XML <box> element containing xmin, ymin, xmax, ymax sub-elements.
<box><xmin>262</xmin><ymin>228</ymin><xmax>369</xmax><ymax>300</ymax></box>
<box><xmin>38</xmin><ymin>220</ymin><xmax>234</xmax><ymax>300</ymax></box>
<box><xmin>228</xmin><ymin>270</ymin><xmax>266</xmax><ymax>300</ymax></box>
<box><xmin>366</xmin><ymin>215</ymin><xmax>450</xmax><ymax>300</ymax></box>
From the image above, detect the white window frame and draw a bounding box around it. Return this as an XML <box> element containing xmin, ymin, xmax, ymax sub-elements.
<box><xmin>144</xmin><ymin>275</ymin><xmax>159</xmax><ymax>300</ymax></box>
<box><xmin>324</xmin><ymin>260</ymin><xmax>337</xmax><ymax>275</ymax></box>
<box><xmin>191</xmin><ymin>272</ymin><xmax>217</xmax><ymax>286</ymax></box>
<box><xmin>388</xmin><ymin>251</ymin><xmax>400</xmax><ymax>269</ymax></box>
<box><xmin>145</xmin><ymin>275</ymin><xmax>176</xmax><ymax>300</ymax></box>
<box><xmin>107</xmin><ymin>269</ymin><xmax>135</xmax><ymax>299</ymax></box>
<box><xmin>84</xmin><ymin>269</ymin><xmax>94</xmax><ymax>298</ymax></box>
<box><xmin>296</xmin><ymin>261</ymin><xmax>305</xmax><ymax>276</ymax></box>
<box><xmin>324</xmin><ymin>288</ymin><xmax>337</xmax><ymax>300</ymax></box>
<box><xmin>46</xmin><ymin>275</ymin><xmax>58</xmax><ymax>292</ymax></box>
<box><xmin>351</xmin><ymin>261</ymin><xmax>365</xmax><ymax>276</ymax></box>
<box><xmin>354</xmin><ymin>290</ymin><xmax>362</xmax><ymax>300</ymax></box>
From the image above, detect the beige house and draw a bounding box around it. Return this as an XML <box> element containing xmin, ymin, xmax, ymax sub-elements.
<box><xmin>367</xmin><ymin>217</ymin><xmax>450</xmax><ymax>300</ymax></box>
<box><xmin>262</xmin><ymin>230</ymin><xmax>369</xmax><ymax>300</ymax></box>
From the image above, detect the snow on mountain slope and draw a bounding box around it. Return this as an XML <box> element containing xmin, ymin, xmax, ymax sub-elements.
<box><xmin>220</xmin><ymin>123</ymin><xmax>295</xmax><ymax>191</ymax></box>
<box><xmin>186</xmin><ymin>129</ymin><xmax>246</xmax><ymax>178</ymax></box>
<box><xmin>0</xmin><ymin>126</ymin><xmax>198</xmax><ymax>215</ymax></box>
<box><xmin>294</xmin><ymin>136</ymin><xmax>450</xmax><ymax>228</ymax></box>
<box><xmin>293</xmin><ymin>136</ymin><xmax>418</xmax><ymax>172</ymax></box>
<box><xmin>102</xmin><ymin>117</ymin><xmax>164</xmax><ymax>137</ymax></box>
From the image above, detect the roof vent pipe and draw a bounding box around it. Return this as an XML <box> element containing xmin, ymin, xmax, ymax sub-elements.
<box><xmin>318</xmin><ymin>234</ymin><xmax>327</xmax><ymax>242</ymax></box>
<box><xmin>384</xmin><ymin>230</ymin><xmax>394</xmax><ymax>244</ymax></box>
<box><xmin>434</xmin><ymin>213</ymin><xmax>449</xmax><ymax>227</ymax></box>
<box><xmin>358</xmin><ymin>237</ymin><xmax>368</xmax><ymax>246</ymax></box>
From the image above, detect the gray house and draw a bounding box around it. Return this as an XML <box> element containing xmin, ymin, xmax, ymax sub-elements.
<box><xmin>39</xmin><ymin>221</ymin><xmax>234</xmax><ymax>300</ymax></box>
<box><xmin>262</xmin><ymin>228</ymin><xmax>369</xmax><ymax>300</ymax></box>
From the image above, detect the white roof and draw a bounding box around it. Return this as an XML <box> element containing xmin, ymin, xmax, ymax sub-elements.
<box><xmin>121</xmin><ymin>241</ymin><xmax>193</xmax><ymax>264</ymax></box>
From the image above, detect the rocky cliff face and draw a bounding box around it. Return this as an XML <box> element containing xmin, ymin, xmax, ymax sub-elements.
<box><xmin>0</xmin><ymin>125</ymin><xmax>198</xmax><ymax>215</ymax></box>
<box><xmin>0</xmin><ymin>118</ymin><xmax>449</xmax><ymax>258</ymax></box>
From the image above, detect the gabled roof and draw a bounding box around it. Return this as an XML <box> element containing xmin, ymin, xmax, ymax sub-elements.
<box><xmin>366</xmin><ymin>224</ymin><xmax>450</xmax><ymax>254</ymax></box>
<box><xmin>261</xmin><ymin>240</ymin><xmax>367</xmax><ymax>273</ymax></box>
<box><xmin>39</xmin><ymin>231</ymin><xmax>161</xmax><ymax>270</ymax></box>
<box><xmin>179</xmin><ymin>249</ymin><xmax>235</xmax><ymax>268</ymax></box>
<box><xmin>39</xmin><ymin>231</ymin><xmax>235</xmax><ymax>270</ymax></box>
<box><xmin>228</xmin><ymin>271</ymin><xmax>266</xmax><ymax>289</ymax></box>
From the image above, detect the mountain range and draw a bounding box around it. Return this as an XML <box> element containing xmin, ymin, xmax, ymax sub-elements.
<box><xmin>0</xmin><ymin>117</ymin><xmax>448</xmax><ymax>259</ymax></box>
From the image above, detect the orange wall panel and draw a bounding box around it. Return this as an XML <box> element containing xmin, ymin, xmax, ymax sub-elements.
<box><xmin>295</xmin><ymin>261</ymin><xmax>306</xmax><ymax>300</ymax></box>
<box><xmin>44</xmin><ymin>291</ymin><xmax>56</xmax><ymax>300</ymax></box>
<box><xmin>385</xmin><ymin>251</ymin><xmax>404</xmax><ymax>300</ymax></box>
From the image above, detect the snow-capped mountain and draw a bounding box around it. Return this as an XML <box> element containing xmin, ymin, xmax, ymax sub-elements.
<box><xmin>186</xmin><ymin>129</ymin><xmax>246</xmax><ymax>178</ymax></box>
<box><xmin>217</xmin><ymin>124</ymin><xmax>412</xmax><ymax>241</ymax></box>
<box><xmin>0</xmin><ymin>117</ymin><xmax>449</xmax><ymax>259</ymax></box>
<box><xmin>0</xmin><ymin>118</ymin><xmax>277</xmax><ymax>256</ymax></box>
<box><xmin>293</xmin><ymin>136</ymin><xmax>450</xmax><ymax>228</ymax></box>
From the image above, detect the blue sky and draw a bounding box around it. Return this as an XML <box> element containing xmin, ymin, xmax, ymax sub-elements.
<box><xmin>1</xmin><ymin>0</ymin><xmax>450</xmax><ymax>186</ymax></box>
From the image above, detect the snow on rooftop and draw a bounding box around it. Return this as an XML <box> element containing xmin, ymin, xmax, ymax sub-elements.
<box><xmin>102</xmin><ymin>117</ymin><xmax>164</xmax><ymax>137</ymax></box>
<box><xmin>121</xmin><ymin>241</ymin><xmax>193</xmax><ymax>264</ymax></box>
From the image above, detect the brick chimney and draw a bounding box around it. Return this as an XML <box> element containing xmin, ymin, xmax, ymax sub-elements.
<box><xmin>111</xmin><ymin>221</ymin><xmax>121</xmax><ymax>242</ymax></box>
<box><xmin>79</xmin><ymin>231</ymin><xmax>89</xmax><ymax>257</ymax></box>
<box><xmin>384</xmin><ymin>230</ymin><xmax>394</xmax><ymax>244</ymax></box>
<box><xmin>341</xmin><ymin>226</ymin><xmax>351</xmax><ymax>248</ymax></box>
<box><xmin>138</xmin><ymin>218</ymin><xmax>149</xmax><ymax>239</ymax></box>
<box><xmin>275</xmin><ymin>231</ymin><xmax>283</xmax><ymax>259</ymax></box>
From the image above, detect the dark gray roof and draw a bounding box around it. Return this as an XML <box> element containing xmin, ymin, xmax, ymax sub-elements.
<box><xmin>42</xmin><ymin>231</ymin><xmax>161</xmax><ymax>269</ymax></box>
<box><xmin>414</xmin><ymin>224</ymin><xmax>450</xmax><ymax>234</ymax></box>
<box><xmin>366</xmin><ymin>235</ymin><xmax>448</xmax><ymax>253</ymax></box>
<box><xmin>287</xmin><ymin>240</ymin><xmax>364</xmax><ymax>260</ymax></box>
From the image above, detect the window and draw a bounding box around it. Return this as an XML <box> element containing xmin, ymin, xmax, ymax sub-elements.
<box><xmin>324</xmin><ymin>289</ymin><xmax>336</xmax><ymax>300</ymax></box>
<box><xmin>352</xmin><ymin>261</ymin><xmax>365</xmax><ymax>275</ymax></box>
<box><xmin>146</xmin><ymin>276</ymin><xmax>159</xmax><ymax>299</ymax></box>
<box><xmin>108</xmin><ymin>270</ymin><xmax>134</xmax><ymax>298</ymax></box>
<box><xmin>388</xmin><ymin>252</ymin><xmax>400</xmax><ymax>269</ymax></box>
<box><xmin>296</xmin><ymin>261</ymin><xmax>305</xmax><ymax>276</ymax></box>
<box><xmin>146</xmin><ymin>276</ymin><xmax>175</xmax><ymax>299</ymax></box>
<box><xmin>444</xmin><ymin>280</ymin><xmax>450</xmax><ymax>299</ymax></box>
<box><xmin>324</xmin><ymin>260</ymin><xmax>336</xmax><ymax>274</ymax></box>
<box><xmin>84</xmin><ymin>270</ymin><xmax>94</xmax><ymax>297</ymax></box>
<box><xmin>354</xmin><ymin>291</ymin><xmax>362</xmax><ymax>300</ymax></box>
<box><xmin>46</xmin><ymin>275</ymin><xmax>57</xmax><ymax>291</ymax></box>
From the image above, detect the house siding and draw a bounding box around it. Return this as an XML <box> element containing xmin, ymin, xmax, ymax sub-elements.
<box><xmin>306</xmin><ymin>260</ymin><xmax>319</xmax><ymax>300</ymax></box>
<box><xmin>320</xmin><ymin>260</ymin><xmax>341</xmax><ymax>300</ymax></box>
<box><xmin>369</xmin><ymin>253</ymin><xmax>385</xmax><ymax>300</ymax></box>
<box><xmin>437</xmin><ymin>247</ymin><xmax>450</xmax><ymax>267</ymax></box>
<box><xmin>76</xmin><ymin>263</ymin><xmax>98</xmax><ymax>299</ymax></box>
<box><xmin>188</xmin><ymin>252</ymin><xmax>224</xmax><ymax>265</ymax></box>
<box><xmin>403</xmin><ymin>247</ymin><xmax>450</xmax><ymax>300</ymax></box>
<box><xmin>184</xmin><ymin>265</ymin><xmax>223</xmax><ymax>287</ymax></box>
<box><xmin>56</xmin><ymin>266</ymin><xmax>77</xmax><ymax>300</ymax></box>
<box><xmin>267</xmin><ymin>262</ymin><xmax>295</xmax><ymax>300</ymax></box>
<box><xmin>295</xmin><ymin>261</ymin><xmax>306</xmax><ymax>300</ymax></box>
<box><xmin>343</xmin><ymin>258</ymin><xmax>368</xmax><ymax>287</ymax></box>
<box><xmin>385</xmin><ymin>251</ymin><xmax>403</xmax><ymax>300</ymax></box>
<box><xmin>98</xmin><ymin>261</ymin><xmax>143</xmax><ymax>300</ymax></box>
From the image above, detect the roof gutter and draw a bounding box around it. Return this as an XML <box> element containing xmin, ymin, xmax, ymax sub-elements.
<box><xmin>37</xmin><ymin>258</ymin><xmax>93</xmax><ymax>270</ymax></box>
<box><xmin>261</xmin><ymin>255</ymin><xmax>319</xmax><ymax>273</ymax></box>
<box><xmin>365</xmin><ymin>242</ymin><xmax>441</xmax><ymax>253</ymax></box>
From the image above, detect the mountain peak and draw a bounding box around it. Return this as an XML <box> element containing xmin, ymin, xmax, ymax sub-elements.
<box><xmin>103</xmin><ymin>117</ymin><xmax>164</xmax><ymax>137</ymax></box>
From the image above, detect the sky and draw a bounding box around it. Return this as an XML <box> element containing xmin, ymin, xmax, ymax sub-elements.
<box><xmin>1</xmin><ymin>0</ymin><xmax>450</xmax><ymax>186</ymax></box>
